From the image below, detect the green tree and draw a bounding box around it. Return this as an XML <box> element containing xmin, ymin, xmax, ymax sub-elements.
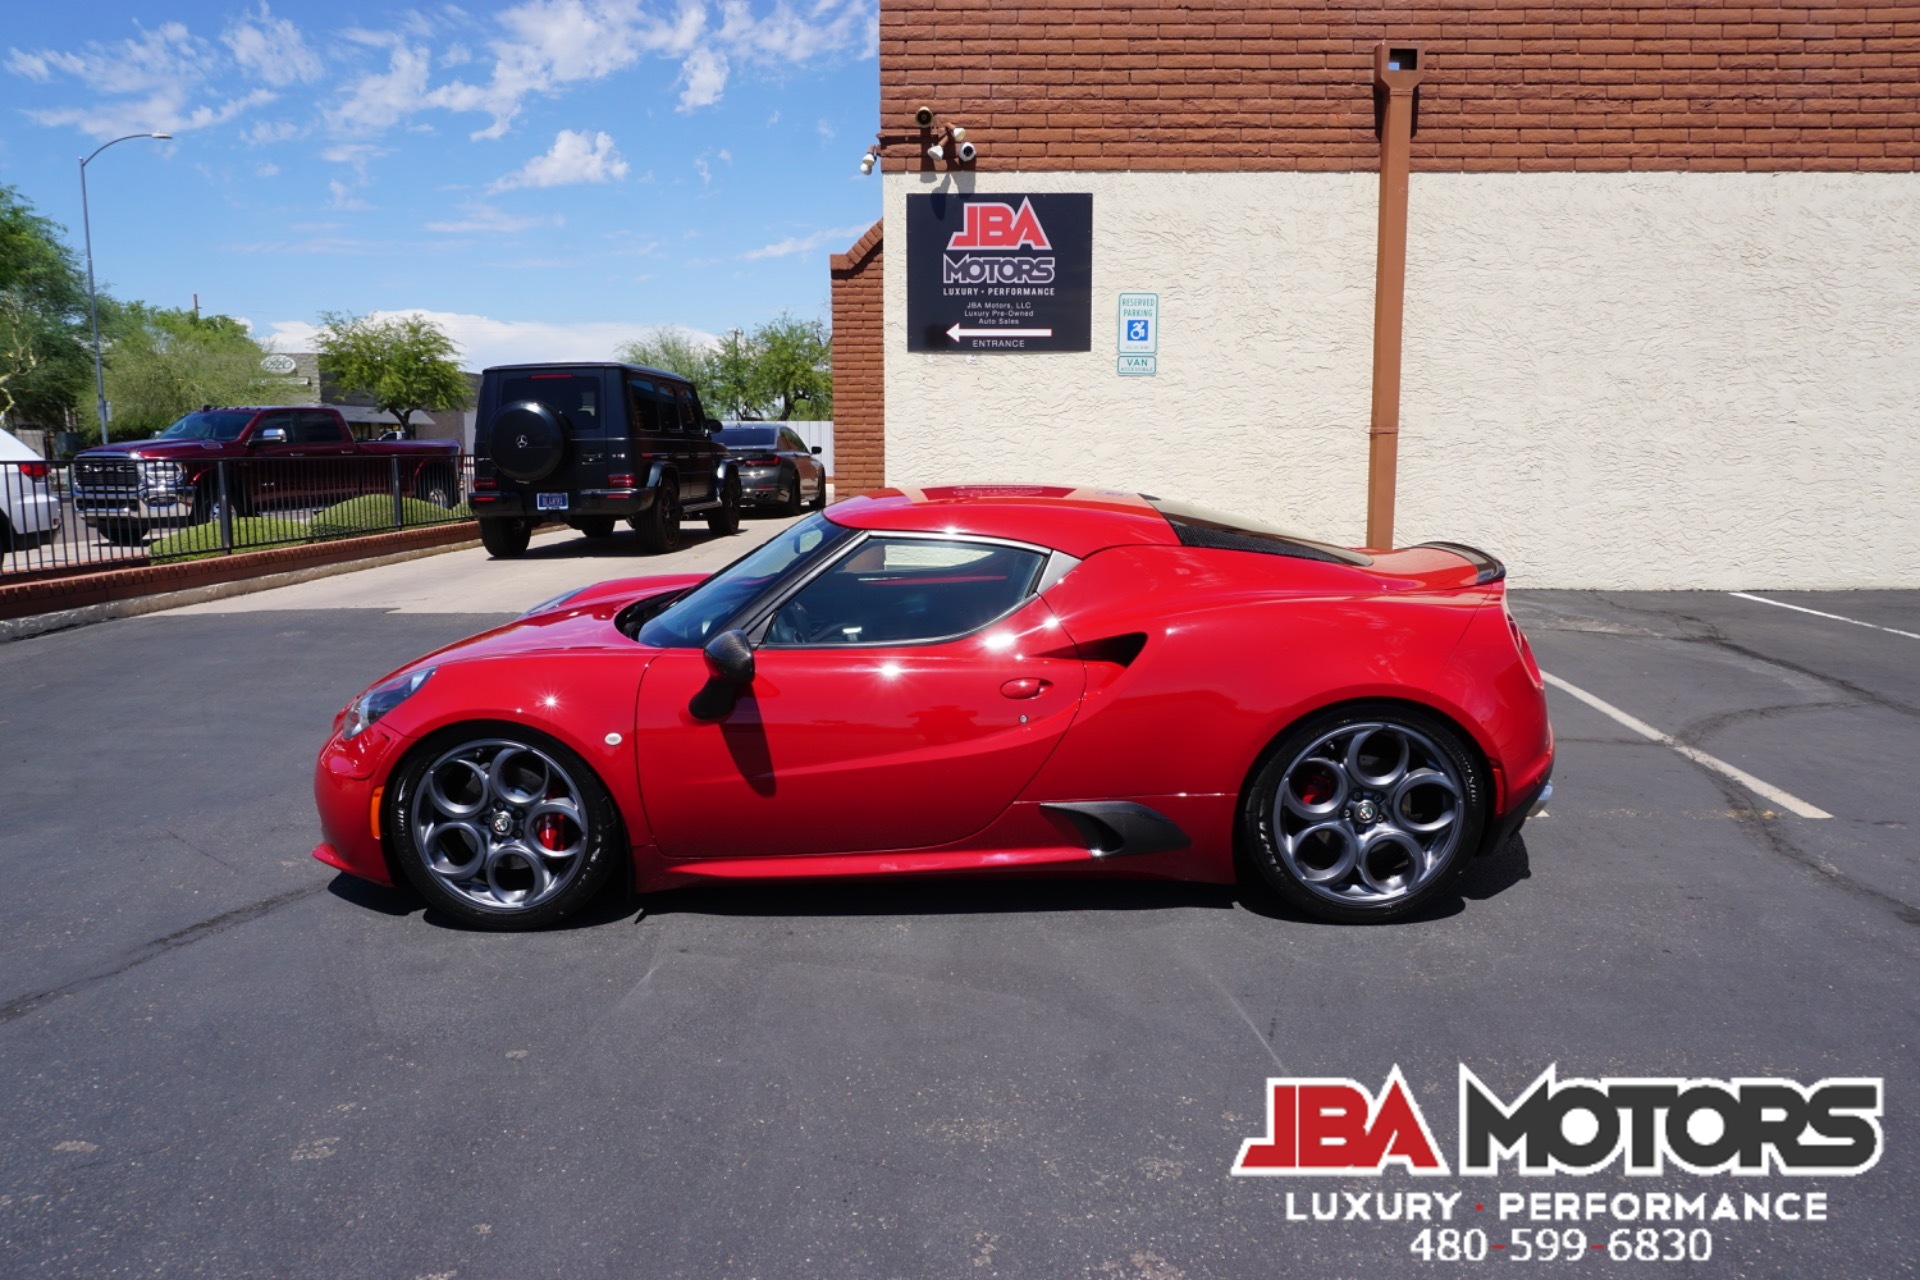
<box><xmin>748</xmin><ymin>312</ymin><xmax>831</xmax><ymax>421</ymax></box>
<box><xmin>614</xmin><ymin>314</ymin><xmax>831</xmax><ymax>422</ymax></box>
<box><xmin>315</xmin><ymin>312</ymin><xmax>471</xmax><ymax>434</ymax></box>
<box><xmin>93</xmin><ymin>304</ymin><xmax>281</xmax><ymax>440</ymax></box>
<box><xmin>614</xmin><ymin>324</ymin><xmax>714</xmax><ymax>385</ymax></box>
<box><xmin>0</xmin><ymin>184</ymin><xmax>93</xmax><ymax>429</ymax></box>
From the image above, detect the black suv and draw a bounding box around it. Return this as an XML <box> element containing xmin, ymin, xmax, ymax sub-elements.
<box><xmin>470</xmin><ymin>362</ymin><xmax>740</xmax><ymax>558</ymax></box>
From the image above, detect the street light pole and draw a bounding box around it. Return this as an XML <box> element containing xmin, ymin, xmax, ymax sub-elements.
<box><xmin>79</xmin><ymin>132</ymin><xmax>171</xmax><ymax>447</ymax></box>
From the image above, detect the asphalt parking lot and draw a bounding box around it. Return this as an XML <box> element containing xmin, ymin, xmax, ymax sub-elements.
<box><xmin>1</xmin><ymin>540</ymin><xmax>1914</xmax><ymax>1277</ymax></box>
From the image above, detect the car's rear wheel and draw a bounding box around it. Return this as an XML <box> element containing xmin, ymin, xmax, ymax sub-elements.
<box><xmin>776</xmin><ymin>469</ymin><xmax>803</xmax><ymax>516</ymax></box>
<box><xmin>1242</xmin><ymin>703</ymin><xmax>1487</xmax><ymax>923</ymax></box>
<box><xmin>706</xmin><ymin>474</ymin><xmax>741</xmax><ymax>536</ymax></box>
<box><xmin>633</xmin><ymin>486</ymin><xmax>682</xmax><ymax>554</ymax></box>
<box><xmin>478</xmin><ymin>516</ymin><xmax>532</xmax><ymax>559</ymax></box>
<box><xmin>809</xmin><ymin>473</ymin><xmax>827</xmax><ymax>510</ymax></box>
<box><xmin>575</xmin><ymin>516</ymin><xmax>616</xmax><ymax>539</ymax></box>
<box><xmin>387</xmin><ymin>725</ymin><xmax>622</xmax><ymax>931</ymax></box>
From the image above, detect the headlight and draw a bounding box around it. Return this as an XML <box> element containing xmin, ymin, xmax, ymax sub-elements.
<box><xmin>340</xmin><ymin>667</ymin><xmax>435</xmax><ymax>741</ymax></box>
<box><xmin>520</xmin><ymin>587</ymin><xmax>587</xmax><ymax>618</ymax></box>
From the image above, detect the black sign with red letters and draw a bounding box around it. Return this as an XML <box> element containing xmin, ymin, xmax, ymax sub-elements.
<box><xmin>906</xmin><ymin>192</ymin><xmax>1092</xmax><ymax>353</ymax></box>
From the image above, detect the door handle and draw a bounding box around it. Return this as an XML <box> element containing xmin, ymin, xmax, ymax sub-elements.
<box><xmin>1000</xmin><ymin>677</ymin><xmax>1049</xmax><ymax>699</ymax></box>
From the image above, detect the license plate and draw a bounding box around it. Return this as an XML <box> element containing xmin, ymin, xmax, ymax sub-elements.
<box><xmin>536</xmin><ymin>492</ymin><xmax>569</xmax><ymax>511</ymax></box>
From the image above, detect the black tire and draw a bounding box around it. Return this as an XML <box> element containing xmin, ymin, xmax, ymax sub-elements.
<box><xmin>808</xmin><ymin>473</ymin><xmax>827</xmax><ymax>510</ymax></box>
<box><xmin>386</xmin><ymin>722</ymin><xmax>623</xmax><ymax>931</ymax></box>
<box><xmin>478</xmin><ymin>516</ymin><xmax>532</xmax><ymax>559</ymax></box>
<box><xmin>633</xmin><ymin>485</ymin><xmax>683</xmax><ymax>554</ymax></box>
<box><xmin>575</xmin><ymin>516</ymin><xmax>616</xmax><ymax>539</ymax></box>
<box><xmin>1241</xmin><ymin>701</ymin><xmax>1488</xmax><ymax>924</ymax></box>
<box><xmin>705</xmin><ymin>475</ymin><xmax>741</xmax><ymax>536</ymax></box>
<box><xmin>776</xmin><ymin>468</ymin><xmax>803</xmax><ymax>516</ymax></box>
<box><xmin>98</xmin><ymin>519</ymin><xmax>148</xmax><ymax>546</ymax></box>
<box><xmin>0</xmin><ymin>512</ymin><xmax>13</xmax><ymax>554</ymax></box>
<box><xmin>415</xmin><ymin>466</ymin><xmax>458</xmax><ymax>508</ymax></box>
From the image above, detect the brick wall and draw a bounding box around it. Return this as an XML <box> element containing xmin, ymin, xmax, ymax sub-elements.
<box><xmin>829</xmin><ymin>222</ymin><xmax>887</xmax><ymax>494</ymax></box>
<box><xmin>879</xmin><ymin>0</ymin><xmax>1920</xmax><ymax>172</ymax></box>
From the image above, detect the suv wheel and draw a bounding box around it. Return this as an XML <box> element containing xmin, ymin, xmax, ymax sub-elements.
<box><xmin>479</xmin><ymin>516</ymin><xmax>532</xmax><ymax>559</ymax></box>
<box><xmin>633</xmin><ymin>486</ymin><xmax>682</xmax><ymax>554</ymax></box>
<box><xmin>706</xmin><ymin>475</ymin><xmax>741</xmax><ymax>537</ymax></box>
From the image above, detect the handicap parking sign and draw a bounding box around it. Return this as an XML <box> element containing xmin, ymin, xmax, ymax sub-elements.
<box><xmin>1117</xmin><ymin>292</ymin><xmax>1158</xmax><ymax>356</ymax></box>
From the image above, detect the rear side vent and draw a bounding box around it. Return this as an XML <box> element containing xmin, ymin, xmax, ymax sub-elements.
<box><xmin>1078</xmin><ymin>632</ymin><xmax>1147</xmax><ymax>666</ymax></box>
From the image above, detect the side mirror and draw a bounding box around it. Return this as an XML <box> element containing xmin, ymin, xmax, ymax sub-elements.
<box><xmin>704</xmin><ymin>417</ymin><xmax>723</xmax><ymax>434</ymax></box>
<box><xmin>690</xmin><ymin>629</ymin><xmax>754</xmax><ymax>719</ymax></box>
<box><xmin>254</xmin><ymin>426</ymin><xmax>289</xmax><ymax>446</ymax></box>
<box><xmin>810</xmin><ymin>446</ymin><xmax>822</xmax><ymax>455</ymax></box>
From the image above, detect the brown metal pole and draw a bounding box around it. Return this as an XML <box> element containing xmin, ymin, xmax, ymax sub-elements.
<box><xmin>1367</xmin><ymin>45</ymin><xmax>1424</xmax><ymax>551</ymax></box>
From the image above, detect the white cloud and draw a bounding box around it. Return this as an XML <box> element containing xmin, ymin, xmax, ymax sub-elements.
<box><xmin>488</xmin><ymin>129</ymin><xmax>628</xmax><ymax>192</ymax></box>
<box><xmin>327</xmin><ymin>180</ymin><xmax>374</xmax><ymax>211</ymax></box>
<box><xmin>424</xmin><ymin>202</ymin><xmax>562</xmax><ymax>234</ymax></box>
<box><xmin>244</xmin><ymin>119</ymin><xmax>302</xmax><ymax>145</ymax></box>
<box><xmin>256</xmin><ymin>162</ymin><xmax>281</xmax><ymax>177</ymax></box>
<box><xmin>267</xmin><ymin>311</ymin><xmax>721</xmax><ymax>371</ymax></box>
<box><xmin>676</xmin><ymin>46</ymin><xmax>728</xmax><ymax>112</ymax></box>
<box><xmin>223</xmin><ymin>5</ymin><xmax>324</xmax><ymax>87</ymax></box>
<box><xmin>328</xmin><ymin>39</ymin><xmax>434</xmax><ymax>135</ymax></box>
<box><xmin>739</xmin><ymin>222</ymin><xmax>876</xmax><ymax>261</ymax></box>
<box><xmin>7</xmin><ymin>22</ymin><xmax>280</xmax><ymax>139</ymax></box>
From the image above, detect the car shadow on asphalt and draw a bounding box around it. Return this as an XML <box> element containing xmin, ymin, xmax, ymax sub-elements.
<box><xmin>323</xmin><ymin>836</ymin><xmax>1531</xmax><ymax>930</ymax></box>
<box><xmin>516</xmin><ymin>528</ymin><xmax>741</xmax><ymax>560</ymax></box>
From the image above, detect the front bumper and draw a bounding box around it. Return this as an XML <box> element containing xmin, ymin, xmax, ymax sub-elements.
<box><xmin>311</xmin><ymin>723</ymin><xmax>405</xmax><ymax>887</ymax></box>
<box><xmin>74</xmin><ymin>490</ymin><xmax>197</xmax><ymax>525</ymax></box>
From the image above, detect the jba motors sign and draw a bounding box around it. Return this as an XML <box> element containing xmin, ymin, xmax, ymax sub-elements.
<box><xmin>907</xmin><ymin>192</ymin><xmax>1092</xmax><ymax>353</ymax></box>
<box><xmin>1232</xmin><ymin>1066</ymin><xmax>1884</xmax><ymax>1177</ymax></box>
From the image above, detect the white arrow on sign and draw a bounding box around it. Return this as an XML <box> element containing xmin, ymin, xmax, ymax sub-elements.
<box><xmin>947</xmin><ymin>323</ymin><xmax>1053</xmax><ymax>342</ymax></box>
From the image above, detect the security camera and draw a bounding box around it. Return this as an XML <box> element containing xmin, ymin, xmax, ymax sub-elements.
<box><xmin>956</xmin><ymin>140</ymin><xmax>977</xmax><ymax>163</ymax></box>
<box><xmin>914</xmin><ymin>106</ymin><xmax>935</xmax><ymax>128</ymax></box>
<box><xmin>925</xmin><ymin>143</ymin><xmax>945</xmax><ymax>162</ymax></box>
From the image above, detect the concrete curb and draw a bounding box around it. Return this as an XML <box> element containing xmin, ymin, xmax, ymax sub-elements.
<box><xmin>0</xmin><ymin>536</ymin><xmax>483</xmax><ymax>643</ymax></box>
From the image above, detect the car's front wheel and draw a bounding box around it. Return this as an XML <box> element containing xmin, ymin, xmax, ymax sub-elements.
<box><xmin>387</xmin><ymin>725</ymin><xmax>623</xmax><ymax>930</ymax></box>
<box><xmin>1242</xmin><ymin>703</ymin><xmax>1487</xmax><ymax>923</ymax></box>
<box><xmin>478</xmin><ymin>516</ymin><xmax>532</xmax><ymax>558</ymax></box>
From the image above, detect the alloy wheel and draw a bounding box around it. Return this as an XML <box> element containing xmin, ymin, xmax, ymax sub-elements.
<box><xmin>409</xmin><ymin>738</ymin><xmax>593</xmax><ymax>912</ymax></box>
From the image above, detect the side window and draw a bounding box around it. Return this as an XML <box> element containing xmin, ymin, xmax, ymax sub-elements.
<box><xmin>656</xmin><ymin>386</ymin><xmax>683</xmax><ymax>435</ymax></box>
<box><xmin>627</xmin><ymin>380</ymin><xmax>658</xmax><ymax>434</ymax></box>
<box><xmin>298</xmin><ymin>412</ymin><xmax>340</xmax><ymax>443</ymax></box>
<box><xmin>676</xmin><ymin>387</ymin><xmax>700</xmax><ymax>434</ymax></box>
<box><xmin>764</xmin><ymin>537</ymin><xmax>1048</xmax><ymax>647</ymax></box>
<box><xmin>783</xmin><ymin>429</ymin><xmax>807</xmax><ymax>454</ymax></box>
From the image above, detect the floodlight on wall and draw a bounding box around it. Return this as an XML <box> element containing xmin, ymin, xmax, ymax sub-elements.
<box><xmin>859</xmin><ymin>151</ymin><xmax>877</xmax><ymax>174</ymax></box>
<box><xmin>925</xmin><ymin>143</ymin><xmax>946</xmax><ymax>162</ymax></box>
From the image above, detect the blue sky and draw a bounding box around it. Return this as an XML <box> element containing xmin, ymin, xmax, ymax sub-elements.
<box><xmin>0</xmin><ymin>0</ymin><xmax>881</xmax><ymax>368</ymax></box>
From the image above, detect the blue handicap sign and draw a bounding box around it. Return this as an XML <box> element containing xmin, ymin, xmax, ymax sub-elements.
<box><xmin>1126</xmin><ymin>319</ymin><xmax>1150</xmax><ymax>342</ymax></box>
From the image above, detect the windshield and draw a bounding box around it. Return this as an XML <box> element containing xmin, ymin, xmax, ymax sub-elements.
<box><xmin>158</xmin><ymin>411</ymin><xmax>254</xmax><ymax>442</ymax></box>
<box><xmin>637</xmin><ymin>513</ymin><xmax>857</xmax><ymax>647</ymax></box>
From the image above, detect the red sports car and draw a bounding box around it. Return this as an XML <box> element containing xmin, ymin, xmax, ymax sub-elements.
<box><xmin>313</xmin><ymin>487</ymin><xmax>1553</xmax><ymax>928</ymax></box>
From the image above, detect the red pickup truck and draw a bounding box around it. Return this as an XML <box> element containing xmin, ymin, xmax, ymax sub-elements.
<box><xmin>71</xmin><ymin>406</ymin><xmax>462</xmax><ymax>543</ymax></box>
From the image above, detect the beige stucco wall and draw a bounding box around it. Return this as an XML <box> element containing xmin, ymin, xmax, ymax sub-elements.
<box><xmin>881</xmin><ymin>170</ymin><xmax>1920</xmax><ymax>589</ymax></box>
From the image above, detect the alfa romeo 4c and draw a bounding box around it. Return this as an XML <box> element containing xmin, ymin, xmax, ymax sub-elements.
<box><xmin>314</xmin><ymin>487</ymin><xmax>1553</xmax><ymax>928</ymax></box>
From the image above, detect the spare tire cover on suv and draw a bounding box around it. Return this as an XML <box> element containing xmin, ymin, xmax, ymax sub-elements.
<box><xmin>489</xmin><ymin>401</ymin><xmax>568</xmax><ymax>483</ymax></box>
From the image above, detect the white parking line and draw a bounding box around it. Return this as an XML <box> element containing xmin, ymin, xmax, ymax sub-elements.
<box><xmin>1728</xmin><ymin>592</ymin><xmax>1920</xmax><ymax>640</ymax></box>
<box><xmin>1540</xmin><ymin>671</ymin><xmax>1833</xmax><ymax>820</ymax></box>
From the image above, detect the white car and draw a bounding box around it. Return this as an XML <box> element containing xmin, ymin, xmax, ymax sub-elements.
<box><xmin>0</xmin><ymin>427</ymin><xmax>62</xmax><ymax>552</ymax></box>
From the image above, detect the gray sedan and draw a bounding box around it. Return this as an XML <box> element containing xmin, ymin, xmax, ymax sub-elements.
<box><xmin>712</xmin><ymin>424</ymin><xmax>827</xmax><ymax>514</ymax></box>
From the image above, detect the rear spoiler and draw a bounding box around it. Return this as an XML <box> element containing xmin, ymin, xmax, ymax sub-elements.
<box><xmin>1410</xmin><ymin>541</ymin><xmax>1506</xmax><ymax>586</ymax></box>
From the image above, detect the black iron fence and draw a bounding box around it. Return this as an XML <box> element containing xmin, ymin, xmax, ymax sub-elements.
<box><xmin>1</xmin><ymin>454</ymin><xmax>474</xmax><ymax>581</ymax></box>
